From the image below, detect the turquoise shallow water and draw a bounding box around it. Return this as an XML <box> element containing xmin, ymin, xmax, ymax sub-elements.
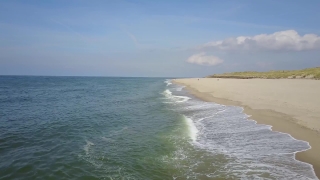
<box><xmin>0</xmin><ymin>76</ymin><xmax>317</xmax><ymax>179</ymax></box>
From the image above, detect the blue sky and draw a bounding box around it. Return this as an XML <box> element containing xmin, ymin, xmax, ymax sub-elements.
<box><xmin>1</xmin><ymin>0</ymin><xmax>320</xmax><ymax>77</ymax></box>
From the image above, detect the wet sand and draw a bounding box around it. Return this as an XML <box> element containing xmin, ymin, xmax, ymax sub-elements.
<box><xmin>173</xmin><ymin>78</ymin><xmax>320</xmax><ymax>178</ymax></box>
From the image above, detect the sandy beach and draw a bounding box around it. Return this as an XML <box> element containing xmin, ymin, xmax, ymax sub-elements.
<box><xmin>174</xmin><ymin>78</ymin><xmax>320</xmax><ymax>178</ymax></box>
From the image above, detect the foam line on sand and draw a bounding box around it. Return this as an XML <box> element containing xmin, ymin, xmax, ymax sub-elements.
<box><xmin>173</xmin><ymin>78</ymin><xmax>320</xmax><ymax>179</ymax></box>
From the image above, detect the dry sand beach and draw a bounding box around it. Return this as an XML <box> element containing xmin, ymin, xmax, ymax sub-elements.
<box><xmin>174</xmin><ymin>78</ymin><xmax>320</xmax><ymax>178</ymax></box>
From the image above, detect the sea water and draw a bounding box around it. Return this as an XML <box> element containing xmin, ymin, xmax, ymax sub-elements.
<box><xmin>0</xmin><ymin>76</ymin><xmax>317</xmax><ymax>179</ymax></box>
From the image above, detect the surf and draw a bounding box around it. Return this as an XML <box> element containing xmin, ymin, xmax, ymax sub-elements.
<box><xmin>163</xmin><ymin>79</ymin><xmax>318</xmax><ymax>179</ymax></box>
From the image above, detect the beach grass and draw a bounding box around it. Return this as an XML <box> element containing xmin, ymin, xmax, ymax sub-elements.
<box><xmin>207</xmin><ymin>67</ymin><xmax>320</xmax><ymax>80</ymax></box>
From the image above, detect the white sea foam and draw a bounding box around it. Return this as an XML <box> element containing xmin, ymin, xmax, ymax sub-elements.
<box><xmin>163</xmin><ymin>89</ymin><xmax>172</xmax><ymax>96</ymax></box>
<box><xmin>162</xmin><ymin>89</ymin><xmax>191</xmax><ymax>103</ymax></box>
<box><xmin>162</xmin><ymin>82</ymin><xmax>318</xmax><ymax>179</ymax></box>
<box><xmin>184</xmin><ymin>116</ymin><xmax>198</xmax><ymax>142</ymax></box>
<box><xmin>164</xmin><ymin>79</ymin><xmax>172</xmax><ymax>86</ymax></box>
<box><xmin>79</xmin><ymin>140</ymin><xmax>106</xmax><ymax>170</ymax></box>
<box><xmin>84</xmin><ymin>140</ymin><xmax>94</xmax><ymax>155</ymax></box>
<box><xmin>176</xmin><ymin>86</ymin><xmax>185</xmax><ymax>91</ymax></box>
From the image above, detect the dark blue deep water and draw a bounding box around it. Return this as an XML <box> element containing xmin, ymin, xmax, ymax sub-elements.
<box><xmin>0</xmin><ymin>76</ymin><xmax>317</xmax><ymax>179</ymax></box>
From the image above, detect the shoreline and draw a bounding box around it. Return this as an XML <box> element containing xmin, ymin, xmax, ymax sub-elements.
<box><xmin>173</xmin><ymin>78</ymin><xmax>320</xmax><ymax>179</ymax></box>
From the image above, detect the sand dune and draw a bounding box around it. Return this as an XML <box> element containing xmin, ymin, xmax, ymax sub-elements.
<box><xmin>174</xmin><ymin>78</ymin><xmax>320</xmax><ymax>178</ymax></box>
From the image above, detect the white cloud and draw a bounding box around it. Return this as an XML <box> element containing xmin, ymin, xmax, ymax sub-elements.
<box><xmin>187</xmin><ymin>52</ymin><xmax>223</xmax><ymax>66</ymax></box>
<box><xmin>201</xmin><ymin>30</ymin><xmax>320</xmax><ymax>51</ymax></box>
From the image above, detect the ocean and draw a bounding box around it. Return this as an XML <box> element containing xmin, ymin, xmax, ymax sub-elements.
<box><xmin>0</xmin><ymin>76</ymin><xmax>317</xmax><ymax>179</ymax></box>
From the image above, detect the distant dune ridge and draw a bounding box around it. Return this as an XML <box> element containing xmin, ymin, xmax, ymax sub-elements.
<box><xmin>206</xmin><ymin>67</ymin><xmax>320</xmax><ymax>79</ymax></box>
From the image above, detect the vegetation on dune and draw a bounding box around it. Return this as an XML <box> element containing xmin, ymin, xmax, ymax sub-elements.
<box><xmin>207</xmin><ymin>67</ymin><xmax>320</xmax><ymax>80</ymax></box>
